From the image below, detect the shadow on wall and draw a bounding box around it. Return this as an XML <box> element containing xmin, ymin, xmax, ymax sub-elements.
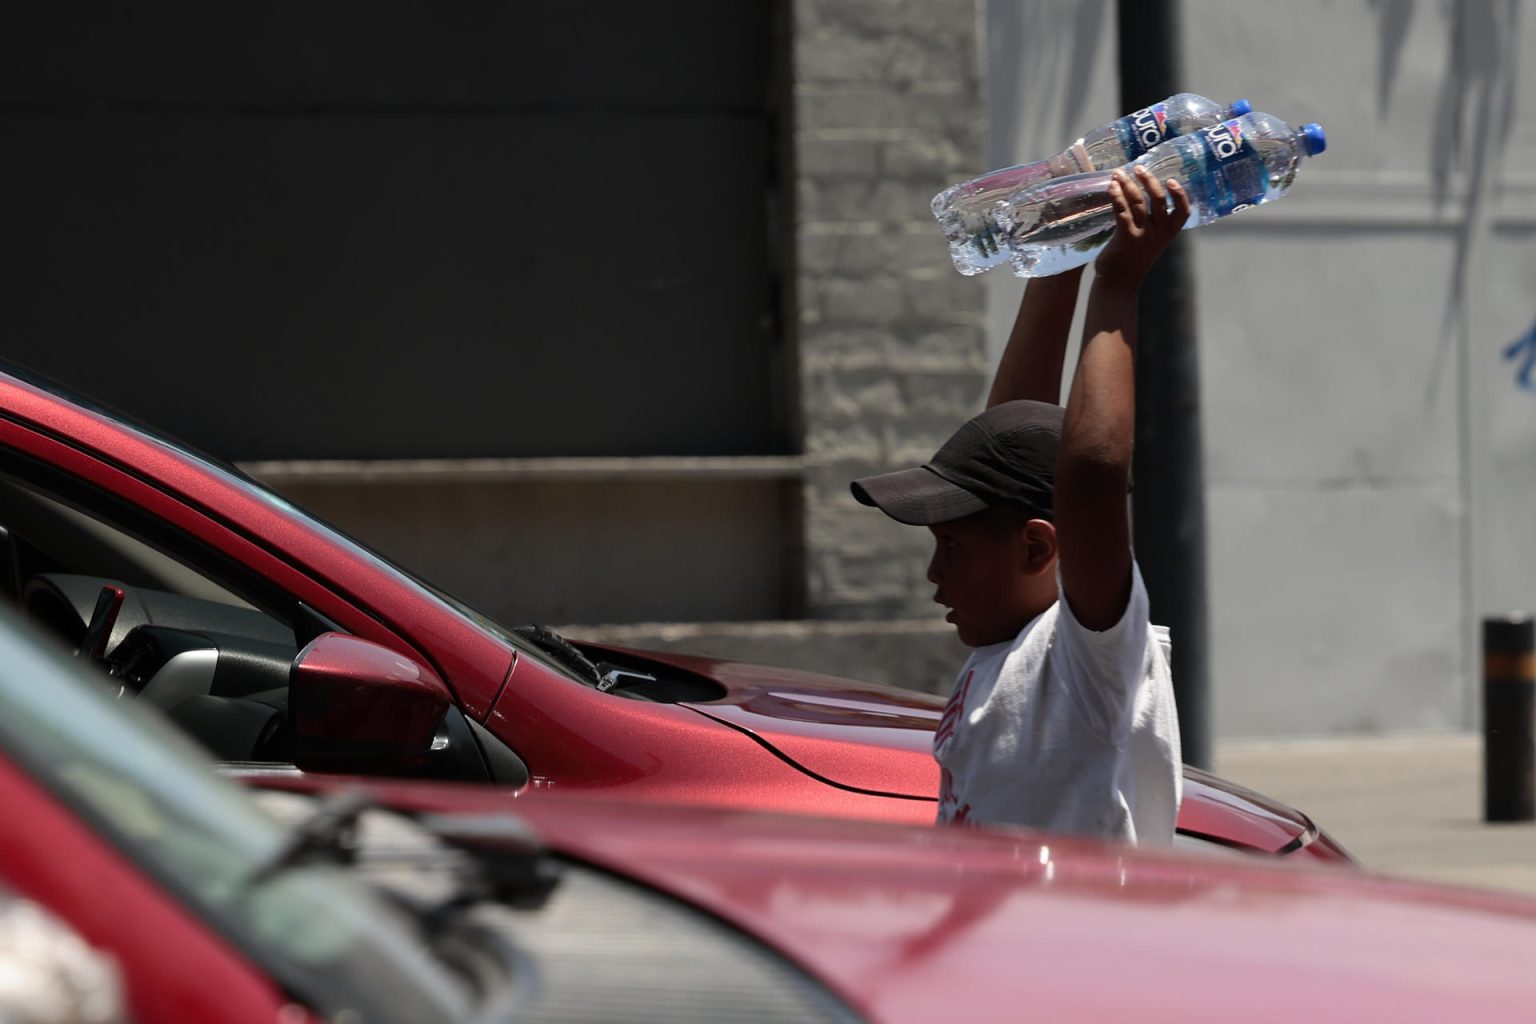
<box><xmin>1375</xmin><ymin>0</ymin><xmax>1523</xmax><ymax>402</ymax></box>
<box><xmin>987</xmin><ymin>0</ymin><xmax>1108</xmax><ymax>167</ymax></box>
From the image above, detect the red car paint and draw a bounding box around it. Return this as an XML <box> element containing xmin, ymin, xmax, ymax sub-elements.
<box><xmin>291</xmin><ymin>630</ymin><xmax>455</xmax><ymax>752</ymax></box>
<box><xmin>563</xmin><ymin>647</ymin><xmax>1346</xmax><ymax>860</ymax></box>
<box><xmin>249</xmin><ymin>773</ymin><xmax>1536</xmax><ymax>1024</ymax></box>
<box><xmin>0</xmin><ymin>608</ymin><xmax>1515</xmax><ymax>1024</ymax></box>
<box><xmin>0</xmin><ymin>366</ymin><xmax>1347</xmax><ymax>861</ymax></box>
<box><xmin>0</xmin><ymin>759</ymin><xmax>308</xmax><ymax>1024</ymax></box>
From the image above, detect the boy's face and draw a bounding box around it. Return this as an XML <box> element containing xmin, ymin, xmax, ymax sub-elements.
<box><xmin>926</xmin><ymin>509</ymin><xmax>1046</xmax><ymax>647</ymax></box>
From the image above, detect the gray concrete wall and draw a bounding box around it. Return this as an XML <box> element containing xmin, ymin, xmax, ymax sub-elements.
<box><xmin>3</xmin><ymin>3</ymin><xmax>815</xmax><ymax>644</ymax></box>
<box><xmin>560</xmin><ymin>617</ymin><xmax>967</xmax><ymax>696</ymax></box>
<box><xmin>221</xmin><ymin>0</ymin><xmax>998</xmax><ymax>697</ymax></box>
<box><xmin>569</xmin><ymin>0</ymin><xmax>991</xmax><ymax>694</ymax></box>
<box><xmin>536</xmin><ymin>0</ymin><xmax>993</xmax><ymax>694</ymax></box>
<box><xmin>985</xmin><ymin>1</ymin><xmax>1536</xmax><ymax>738</ymax></box>
<box><xmin>23</xmin><ymin>2</ymin><xmax>1533</xmax><ymax>732</ymax></box>
<box><xmin>268</xmin><ymin>470</ymin><xmax>798</xmax><ymax>626</ymax></box>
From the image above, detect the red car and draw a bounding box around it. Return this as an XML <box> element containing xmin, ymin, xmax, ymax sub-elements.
<box><xmin>0</xmin><ymin>361</ymin><xmax>1346</xmax><ymax>862</ymax></box>
<box><xmin>4</xmin><ymin>606</ymin><xmax>1536</xmax><ymax>1024</ymax></box>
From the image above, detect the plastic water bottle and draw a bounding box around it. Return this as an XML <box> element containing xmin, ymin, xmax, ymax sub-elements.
<box><xmin>996</xmin><ymin>112</ymin><xmax>1327</xmax><ymax>278</ymax></box>
<box><xmin>932</xmin><ymin>94</ymin><xmax>1252</xmax><ymax>276</ymax></box>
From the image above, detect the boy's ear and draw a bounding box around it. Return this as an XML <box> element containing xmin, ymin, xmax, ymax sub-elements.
<box><xmin>1020</xmin><ymin>519</ymin><xmax>1058</xmax><ymax>576</ymax></box>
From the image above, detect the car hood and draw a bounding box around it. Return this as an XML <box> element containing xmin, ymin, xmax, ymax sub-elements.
<box><xmin>247</xmin><ymin>778</ymin><xmax>1536</xmax><ymax>1023</ymax></box>
<box><xmin>666</xmin><ymin>650</ymin><xmax>944</xmax><ymax>797</ymax></box>
<box><xmin>602</xmin><ymin>646</ymin><xmax>1340</xmax><ymax>859</ymax></box>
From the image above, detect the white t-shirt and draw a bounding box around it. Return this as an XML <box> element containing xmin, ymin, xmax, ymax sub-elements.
<box><xmin>933</xmin><ymin>560</ymin><xmax>1181</xmax><ymax>845</ymax></box>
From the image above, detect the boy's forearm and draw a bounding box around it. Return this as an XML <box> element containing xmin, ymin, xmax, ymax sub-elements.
<box><xmin>986</xmin><ymin>267</ymin><xmax>1085</xmax><ymax>408</ymax></box>
<box><xmin>1054</xmin><ymin>167</ymin><xmax>1187</xmax><ymax>631</ymax></box>
<box><xmin>1054</xmin><ymin>275</ymin><xmax>1139</xmax><ymax>632</ymax></box>
<box><xmin>1061</xmin><ymin>277</ymin><xmax>1139</xmax><ymax>475</ymax></box>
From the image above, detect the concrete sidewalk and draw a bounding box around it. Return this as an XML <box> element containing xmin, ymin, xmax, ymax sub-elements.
<box><xmin>1216</xmin><ymin>733</ymin><xmax>1536</xmax><ymax>896</ymax></box>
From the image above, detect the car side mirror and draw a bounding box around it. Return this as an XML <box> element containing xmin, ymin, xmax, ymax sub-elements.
<box><xmin>289</xmin><ymin>632</ymin><xmax>452</xmax><ymax>773</ymax></box>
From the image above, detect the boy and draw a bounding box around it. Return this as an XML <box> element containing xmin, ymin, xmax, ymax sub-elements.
<box><xmin>852</xmin><ymin>166</ymin><xmax>1189</xmax><ymax>844</ymax></box>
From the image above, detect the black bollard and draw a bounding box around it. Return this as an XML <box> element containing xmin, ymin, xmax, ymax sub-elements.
<box><xmin>1483</xmin><ymin>615</ymin><xmax>1536</xmax><ymax>822</ymax></box>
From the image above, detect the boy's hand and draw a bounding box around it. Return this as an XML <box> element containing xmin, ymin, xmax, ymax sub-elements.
<box><xmin>1093</xmin><ymin>164</ymin><xmax>1191</xmax><ymax>289</ymax></box>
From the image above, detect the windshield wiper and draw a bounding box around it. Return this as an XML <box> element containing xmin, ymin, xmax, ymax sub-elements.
<box><xmin>245</xmin><ymin>790</ymin><xmax>553</xmax><ymax>1023</ymax></box>
<box><xmin>510</xmin><ymin>625</ymin><xmax>661</xmax><ymax>695</ymax></box>
<box><xmin>249</xmin><ymin>789</ymin><xmax>561</xmax><ymax>911</ymax></box>
<box><xmin>416</xmin><ymin>813</ymin><xmax>563</xmax><ymax>911</ymax></box>
<box><xmin>510</xmin><ymin>624</ymin><xmax>604</xmax><ymax>687</ymax></box>
<box><xmin>246</xmin><ymin>788</ymin><xmax>373</xmax><ymax>885</ymax></box>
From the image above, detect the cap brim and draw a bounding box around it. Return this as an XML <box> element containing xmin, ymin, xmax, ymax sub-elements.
<box><xmin>850</xmin><ymin>466</ymin><xmax>988</xmax><ymax>526</ymax></box>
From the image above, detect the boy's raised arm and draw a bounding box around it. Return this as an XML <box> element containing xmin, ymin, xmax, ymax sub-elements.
<box><xmin>987</xmin><ymin>266</ymin><xmax>1085</xmax><ymax>408</ymax></box>
<box><xmin>1054</xmin><ymin>165</ymin><xmax>1190</xmax><ymax>632</ymax></box>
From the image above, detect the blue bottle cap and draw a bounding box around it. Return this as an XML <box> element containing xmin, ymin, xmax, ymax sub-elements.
<box><xmin>1230</xmin><ymin>98</ymin><xmax>1252</xmax><ymax>117</ymax></box>
<box><xmin>1300</xmin><ymin>122</ymin><xmax>1327</xmax><ymax>155</ymax></box>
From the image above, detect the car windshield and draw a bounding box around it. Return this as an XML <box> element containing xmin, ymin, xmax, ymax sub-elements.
<box><xmin>0</xmin><ymin>610</ymin><xmax>479</xmax><ymax>1022</ymax></box>
<box><xmin>3</xmin><ymin>361</ymin><xmax>572</xmax><ymax>677</ymax></box>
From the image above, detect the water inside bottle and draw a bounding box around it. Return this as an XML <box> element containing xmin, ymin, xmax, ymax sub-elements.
<box><xmin>940</xmin><ymin>206</ymin><xmax>1009</xmax><ymax>274</ymax></box>
<box><xmin>934</xmin><ymin>162</ymin><xmax>1057</xmax><ymax>274</ymax></box>
<box><xmin>1001</xmin><ymin>173</ymin><xmax>1118</xmax><ymax>248</ymax></box>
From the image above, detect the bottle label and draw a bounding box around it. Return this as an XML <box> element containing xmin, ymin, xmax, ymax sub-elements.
<box><xmin>1195</xmin><ymin>119</ymin><xmax>1266</xmax><ymax>217</ymax></box>
<box><xmin>1123</xmin><ymin>103</ymin><xmax>1171</xmax><ymax>158</ymax></box>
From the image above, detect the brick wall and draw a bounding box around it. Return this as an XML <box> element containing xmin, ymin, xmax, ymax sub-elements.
<box><xmin>790</xmin><ymin>0</ymin><xmax>991</xmax><ymax>619</ymax></box>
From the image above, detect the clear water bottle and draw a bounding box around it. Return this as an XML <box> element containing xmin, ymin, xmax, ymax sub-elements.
<box><xmin>932</xmin><ymin>94</ymin><xmax>1252</xmax><ymax>276</ymax></box>
<box><xmin>996</xmin><ymin>112</ymin><xmax>1327</xmax><ymax>278</ymax></box>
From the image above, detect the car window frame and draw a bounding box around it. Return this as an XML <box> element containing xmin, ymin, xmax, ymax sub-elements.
<box><xmin>0</xmin><ymin>438</ymin><xmax>421</xmax><ymax>664</ymax></box>
<box><xmin>0</xmin><ymin>364</ymin><xmax>572</xmax><ymax>689</ymax></box>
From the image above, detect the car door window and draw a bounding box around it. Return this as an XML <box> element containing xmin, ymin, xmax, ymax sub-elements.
<box><xmin>0</xmin><ymin>468</ymin><xmax>314</xmax><ymax>759</ymax></box>
<box><xmin>0</xmin><ymin>466</ymin><xmax>496</xmax><ymax>781</ymax></box>
<box><xmin>2</xmin><ymin>467</ymin><xmax>298</xmax><ymax>644</ymax></box>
